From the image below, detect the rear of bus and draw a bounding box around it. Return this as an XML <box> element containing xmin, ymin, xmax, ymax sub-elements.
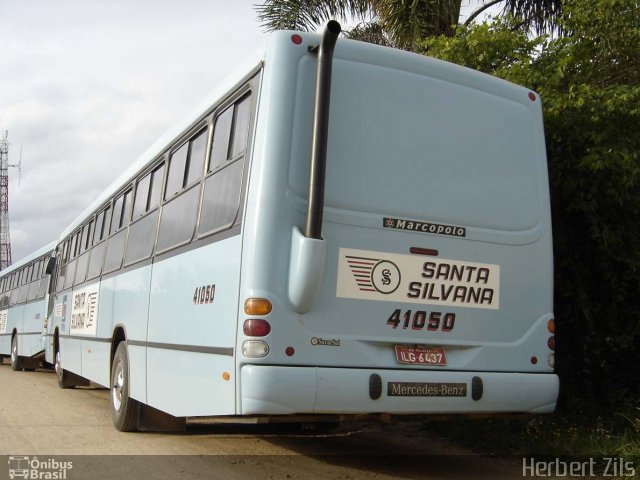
<box><xmin>237</xmin><ymin>30</ymin><xmax>558</xmax><ymax>416</ymax></box>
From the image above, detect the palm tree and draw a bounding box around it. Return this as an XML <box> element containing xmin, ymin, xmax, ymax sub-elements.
<box><xmin>255</xmin><ymin>0</ymin><xmax>562</xmax><ymax>50</ymax></box>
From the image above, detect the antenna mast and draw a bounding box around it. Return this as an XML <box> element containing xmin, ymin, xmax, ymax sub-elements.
<box><xmin>0</xmin><ymin>130</ymin><xmax>14</xmax><ymax>270</ymax></box>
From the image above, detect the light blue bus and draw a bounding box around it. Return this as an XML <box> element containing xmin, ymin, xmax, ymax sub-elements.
<box><xmin>44</xmin><ymin>22</ymin><xmax>558</xmax><ymax>431</ymax></box>
<box><xmin>0</xmin><ymin>242</ymin><xmax>55</xmax><ymax>371</ymax></box>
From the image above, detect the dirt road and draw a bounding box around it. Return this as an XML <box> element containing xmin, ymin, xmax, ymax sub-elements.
<box><xmin>0</xmin><ymin>362</ymin><xmax>525</xmax><ymax>480</ymax></box>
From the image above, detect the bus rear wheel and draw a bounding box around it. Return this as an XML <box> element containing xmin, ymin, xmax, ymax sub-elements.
<box><xmin>10</xmin><ymin>335</ymin><xmax>22</xmax><ymax>371</ymax></box>
<box><xmin>111</xmin><ymin>342</ymin><xmax>139</xmax><ymax>432</ymax></box>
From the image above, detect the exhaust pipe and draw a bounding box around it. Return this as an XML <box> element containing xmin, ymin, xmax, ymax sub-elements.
<box><xmin>304</xmin><ymin>20</ymin><xmax>341</xmax><ymax>239</ymax></box>
<box><xmin>289</xmin><ymin>20</ymin><xmax>341</xmax><ymax>313</ymax></box>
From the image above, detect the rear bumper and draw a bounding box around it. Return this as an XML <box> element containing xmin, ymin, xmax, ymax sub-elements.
<box><xmin>240</xmin><ymin>365</ymin><xmax>558</xmax><ymax>415</ymax></box>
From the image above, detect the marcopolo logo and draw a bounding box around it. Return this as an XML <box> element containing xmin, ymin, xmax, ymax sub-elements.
<box><xmin>8</xmin><ymin>456</ymin><xmax>73</xmax><ymax>479</ymax></box>
<box><xmin>345</xmin><ymin>255</ymin><xmax>401</xmax><ymax>294</ymax></box>
<box><xmin>383</xmin><ymin>217</ymin><xmax>466</xmax><ymax>238</ymax></box>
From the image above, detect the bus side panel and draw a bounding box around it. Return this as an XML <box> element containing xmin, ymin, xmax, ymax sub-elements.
<box><xmin>146</xmin><ymin>349</ymin><xmax>236</xmax><ymax>416</ymax></box>
<box><xmin>80</xmin><ymin>339</ymin><xmax>111</xmax><ymax>387</ymax></box>
<box><xmin>12</xmin><ymin>306</ymin><xmax>26</xmax><ymax>357</ymax></box>
<box><xmin>20</xmin><ymin>299</ymin><xmax>46</xmax><ymax>357</ymax></box>
<box><xmin>0</xmin><ymin>335</ymin><xmax>8</xmax><ymax>356</ymax></box>
<box><xmin>146</xmin><ymin>236</ymin><xmax>241</xmax><ymax>417</ymax></box>
<box><xmin>97</xmin><ymin>267</ymin><xmax>151</xmax><ymax>399</ymax></box>
<box><xmin>51</xmin><ymin>290</ymin><xmax>81</xmax><ymax>374</ymax></box>
<box><xmin>59</xmin><ymin>337</ymin><xmax>82</xmax><ymax>377</ymax></box>
<box><xmin>44</xmin><ymin>311</ymin><xmax>55</xmax><ymax>364</ymax></box>
<box><xmin>0</xmin><ymin>307</ymin><xmax>18</xmax><ymax>355</ymax></box>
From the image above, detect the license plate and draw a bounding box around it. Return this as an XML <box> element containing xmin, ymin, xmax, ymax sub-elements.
<box><xmin>394</xmin><ymin>345</ymin><xmax>446</xmax><ymax>366</ymax></box>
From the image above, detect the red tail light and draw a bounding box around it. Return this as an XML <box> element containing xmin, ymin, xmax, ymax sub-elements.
<box><xmin>243</xmin><ymin>319</ymin><xmax>271</xmax><ymax>337</ymax></box>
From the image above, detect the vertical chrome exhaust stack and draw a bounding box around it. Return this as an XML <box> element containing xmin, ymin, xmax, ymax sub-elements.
<box><xmin>289</xmin><ymin>21</ymin><xmax>341</xmax><ymax>314</ymax></box>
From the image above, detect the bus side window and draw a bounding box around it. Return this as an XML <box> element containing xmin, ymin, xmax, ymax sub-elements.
<box><xmin>10</xmin><ymin>271</ymin><xmax>18</xmax><ymax>305</ymax></box>
<box><xmin>87</xmin><ymin>206</ymin><xmax>110</xmax><ymax>280</ymax></box>
<box><xmin>69</xmin><ymin>234</ymin><xmax>78</xmax><ymax>261</ymax></box>
<box><xmin>125</xmin><ymin>161</ymin><xmax>164</xmax><ymax>266</ymax></box>
<box><xmin>109</xmin><ymin>188</ymin><xmax>132</xmax><ymax>233</ymax></box>
<box><xmin>111</xmin><ymin>195</ymin><xmax>124</xmax><ymax>235</ymax></box>
<box><xmin>148</xmin><ymin>163</ymin><xmax>164</xmax><ymax>209</ymax></box>
<box><xmin>163</xmin><ymin>126</ymin><xmax>207</xmax><ymax>203</ymax></box>
<box><xmin>185</xmin><ymin>128</ymin><xmax>208</xmax><ymax>186</ymax></box>
<box><xmin>156</xmin><ymin>127</ymin><xmax>208</xmax><ymax>254</ymax></box>
<box><xmin>165</xmin><ymin>143</ymin><xmax>188</xmax><ymax>200</ymax></box>
<box><xmin>83</xmin><ymin>220</ymin><xmax>93</xmax><ymax>252</ymax></box>
<box><xmin>28</xmin><ymin>261</ymin><xmax>39</xmax><ymax>301</ymax></box>
<box><xmin>121</xmin><ymin>190</ymin><xmax>132</xmax><ymax>228</ymax></box>
<box><xmin>209</xmin><ymin>105</ymin><xmax>233</xmax><ymax>172</ymax></box>
<box><xmin>35</xmin><ymin>260</ymin><xmax>42</xmax><ymax>280</ymax></box>
<box><xmin>74</xmin><ymin>219</ymin><xmax>94</xmax><ymax>287</ymax></box>
<box><xmin>199</xmin><ymin>92</ymin><xmax>252</xmax><ymax>236</ymax></box>
<box><xmin>56</xmin><ymin>240</ymin><xmax>70</xmax><ymax>293</ymax></box>
<box><xmin>64</xmin><ymin>230</ymin><xmax>81</xmax><ymax>290</ymax></box>
<box><xmin>36</xmin><ymin>256</ymin><xmax>47</xmax><ymax>299</ymax></box>
<box><xmin>7</xmin><ymin>273</ymin><xmax>13</xmax><ymax>305</ymax></box>
<box><xmin>18</xmin><ymin>266</ymin><xmax>29</xmax><ymax>303</ymax></box>
<box><xmin>230</xmin><ymin>93</ymin><xmax>251</xmax><ymax>159</ymax></box>
<box><xmin>73</xmin><ymin>231</ymin><xmax>81</xmax><ymax>258</ymax></box>
<box><xmin>27</xmin><ymin>259</ymin><xmax>42</xmax><ymax>301</ymax></box>
<box><xmin>104</xmin><ymin>189</ymin><xmax>131</xmax><ymax>274</ymax></box>
<box><xmin>94</xmin><ymin>206</ymin><xmax>110</xmax><ymax>245</ymax></box>
<box><xmin>133</xmin><ymin>173</ymin><xmax>151</xmax><ymax>220</ymax></box>
<box><xmin>61</xmin><ymin>239</ymin><xmax>69</xmax><ymax>264</ymax></box>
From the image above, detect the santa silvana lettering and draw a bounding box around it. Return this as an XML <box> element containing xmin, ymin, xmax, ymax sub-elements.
<box><xmin>407</xmin><ymin>261</ymin><xmax>496</xmax><ymax>306</ymax></box>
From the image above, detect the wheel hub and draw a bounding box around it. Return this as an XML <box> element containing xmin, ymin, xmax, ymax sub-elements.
<box><xmin>55</xmin><ymin>351</ymin><xmax>62</xmax><ymax>376</ymax></box>
<box><xmin>112</xmin><ymin>362</ymin><xmax>124</xmax><ymax>412</ymax></box>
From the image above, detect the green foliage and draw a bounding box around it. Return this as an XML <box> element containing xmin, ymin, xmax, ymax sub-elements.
<box><xmin>422</xmin><ymin>0</ymin><xmax>640</xmax><ymax>408</ymax></box>
<box><xmin>372</xmin><ymin>0</ymin><xmax>462</xmax><ymax>49</ymax></box>
<box><xmin>426</xmin><ymin>400</ymin><xmax>640</xmax><ymax>459</ymax></box>
<box><xmin>255</xmin><ymin>0</ymin><xmax>371</xmax><ymax>32</ymax></box>
<box><xmin>255</xmin><ymin>0</ymin><xmax>564</xmax><ymax>48</ymax></box>
<box><xmin>421</xmin><ymin>19</ymin><xmax>542</xmax><ymax>76</ymax></box>
<box><xmin>345</xmin><ymin>21</ymin><xmax>394</xmax><ymax>46</ymax></box>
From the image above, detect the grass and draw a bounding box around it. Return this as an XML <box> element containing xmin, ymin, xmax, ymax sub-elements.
<box><xmin>424</xmin><ymin>401</ymin><xmax>640</xmax><ymax>466</ymax></box>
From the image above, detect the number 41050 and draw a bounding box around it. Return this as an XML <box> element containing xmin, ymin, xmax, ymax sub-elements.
<box><xmin>386</xmin><ymin>309</ymin><xmax>455</xmax><ymax>332</ymax></box>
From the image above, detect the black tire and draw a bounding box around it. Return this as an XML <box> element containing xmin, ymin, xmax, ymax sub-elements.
<box><xmin>10</xmin><ymin>335</ymin><xmax>22</xmax><ymax>371</ymax></box>
<box><xmin>111</xmin><ymin>342</ymin><xmax>139</xmax><ymax>432</ymax></box>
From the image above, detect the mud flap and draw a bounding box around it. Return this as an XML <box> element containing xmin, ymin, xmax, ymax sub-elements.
<box><xmin>137</xmin><ymin>403</ymin><xmax>186</xmax><ymax>433</ymax></box>
<box><xmin>64</xmin><ymin>370</ymin><xmax>91</xmax><ymax>387</ymax></box>
<box><xmin>21</xmin><ymin>350</ymin><xmax>46</xmax><ymax>370</ymax></box>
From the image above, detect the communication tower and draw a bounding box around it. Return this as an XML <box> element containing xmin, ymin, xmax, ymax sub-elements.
<box><xmin>0</xmin><ymin>130</ymin><xmax>21</xmax><ymax>271</ymax></box>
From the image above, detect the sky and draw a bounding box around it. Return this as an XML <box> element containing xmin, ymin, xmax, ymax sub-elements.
<box><xmin>0</xmin><ymin>0</ymin><xmax>495</xmax><ymax>263</ymax></box>
<box><xmin>0</xmin><ymin>0</ymin><xmax>267</xmax><ymax>262</ymax></box>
